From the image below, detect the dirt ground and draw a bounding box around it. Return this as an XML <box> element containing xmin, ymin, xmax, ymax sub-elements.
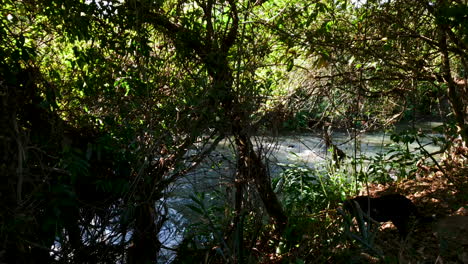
<box><xmin>354</xmin><ymin>145</ymin><xmax>468</xmax><ymax>263</ymax></box>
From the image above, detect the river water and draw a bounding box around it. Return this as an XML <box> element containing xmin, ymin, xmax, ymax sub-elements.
<box><xmin>158</xmin><ymin>122</ymin><xmax>444</xmax><ymax>263</ymax></box>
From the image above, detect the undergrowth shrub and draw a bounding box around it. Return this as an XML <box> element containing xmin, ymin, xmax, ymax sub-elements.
<box><xmin>273</xmin><ymin>163</ymin><xmax>357</xmax><ymax>215</ymax></box>
<box><xmin>270</xmin><ymin>162</ymin><xmax>360</xmax><ymax>261</ymax></box>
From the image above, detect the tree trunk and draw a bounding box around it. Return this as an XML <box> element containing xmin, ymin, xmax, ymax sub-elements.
<box><xmin>437</xmin><ymin>13</ymin><xmax>468</xmax><ymax>143</ymax></box>
<box><xmin>127</xmin><ymin>202</ymin><xmax>162</xmax><ymax>264</ymax></box>
<box><xmin>323</xmin><ymin>126</ymin><xmax>346</xmax><ymax>167</ymax></box>
<box><xmin>146</xmin><ymin>0</ymin><xmax>288</xmax><ymax>233</ymax></box>
<box><xmin>210</xmin><ymin>60</ymin><xmax>288</xmax><ymax>232</ymax></box>
<box><xmin>207</xmin><ymin>51</ymin><xmax>288</xmax><ymax>234</ymax></box>
<box><xmin>234</xmin><ymin>132</ymin><xmax>288</xmax><ymax>232</ymax></box>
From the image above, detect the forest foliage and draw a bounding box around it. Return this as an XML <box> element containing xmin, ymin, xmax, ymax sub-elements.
<box><xmin>1</xmin><ymin>0</ymin><xmax>467</xmax><ymax>263</ymax></box>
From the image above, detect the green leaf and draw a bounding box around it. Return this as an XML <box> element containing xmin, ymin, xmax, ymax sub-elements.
<box><xmin>185</xmin><ymin>204</ymin><xmax>204</xmax><ymax>215</ymax></box>
<box><xmin>286</xmin><ymin>58</ymin><xmax>294</xmax><ymax>71</ymax></box>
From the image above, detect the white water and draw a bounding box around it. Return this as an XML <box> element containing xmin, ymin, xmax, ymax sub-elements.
<box><xmin>158</xmin><ymin>122</ymin><xmax>444</xmax><ymax>262</ymax></box>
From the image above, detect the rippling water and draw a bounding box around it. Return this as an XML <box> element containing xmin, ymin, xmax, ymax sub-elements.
<box><xmin>158</xmin><ymin>122</ymin><xmax>444</xmax><ymax>262</ymax></box>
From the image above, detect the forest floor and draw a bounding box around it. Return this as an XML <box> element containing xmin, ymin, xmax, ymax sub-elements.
<box><xmin>258</xmin><ymin>144</ymin><xmax>467</xmax><ymax>264</ymax></box>
<box><xmin>353</xmin><ymin>146</ymin><xmax>468</xmax><ymax>263</ymax></box>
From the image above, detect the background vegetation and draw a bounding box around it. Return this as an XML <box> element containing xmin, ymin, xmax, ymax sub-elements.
<box><xmin>1</xmin><ymin>0</ymin><xmax>466</xmax><ymax>263</ymax></box>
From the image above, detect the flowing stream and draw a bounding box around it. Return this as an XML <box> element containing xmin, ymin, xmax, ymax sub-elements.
<box><xmin>158</xmin><ymin>122</ymin><xmax>444</xmax><ymax>263</ymax></box>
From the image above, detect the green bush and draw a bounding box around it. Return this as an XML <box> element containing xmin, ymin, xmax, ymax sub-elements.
<box><xmin>273</xmin><ymin>163</ymin><xmax>355</xmax><ymax>215</ymax></box>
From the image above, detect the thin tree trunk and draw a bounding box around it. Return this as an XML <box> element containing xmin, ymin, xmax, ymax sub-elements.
<box><xmin>127</xmin><ymin>202</ymin><xmax>162</xmax><ymax>264</ymax></box>
<box><xmin>234</xmin><ymin>132</ymin><xmax>288</xmax><ymax>232</ymax></box>
<box><xmin>437</xmin><ymin>9</ymin><xmax>468</xmax><ymax>143</ymax></box>
<box><xmin>232</xmin><ymin>169</ymin><xmax>244</xmax><ymax>233</ymax></box>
